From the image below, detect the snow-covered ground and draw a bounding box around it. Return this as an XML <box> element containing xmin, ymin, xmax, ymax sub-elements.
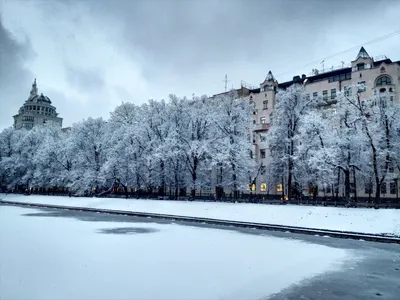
<box><xmin>1</xmin><ymin>193</ymin><xmax>400</xmax><ymax>236</ymax></box>
<box><xmin>0</xmin><ymin>205</ymin><xmax>351</xmax><ymax>300</ymax></box>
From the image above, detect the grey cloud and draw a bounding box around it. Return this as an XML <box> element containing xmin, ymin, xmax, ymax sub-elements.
<box><xmin>0</xmin><ymin>14</ymin><xmax>34</xmax><ymax>129</ymax></box>
<box><xmin>65</xmin><ymin>66</ymin><xmax>105</xmax><ymax>93</ymax></box>
<box><xmin>1</xmin><ymin>0</ymin><xmax>399</xmax><ymax>130</ymax></box>
<box><xmin>85</xmin><ymin>0</ymin><xmax>391</xmax><ymax>79</ymax></box>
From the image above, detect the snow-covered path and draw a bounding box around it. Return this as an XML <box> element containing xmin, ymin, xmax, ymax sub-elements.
<box><xmin>1</xmin><ymin>194</ymin><xmax>399</xmax><ymax>236</ymax></box>
<box><xmin>0</xmin><ymin>205</ymin><xmax>351</xmax><ymax>300</ymax></box>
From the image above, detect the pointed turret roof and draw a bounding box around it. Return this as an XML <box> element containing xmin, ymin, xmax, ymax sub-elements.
<box><xmin>265</xmin><ymin>70</ymin><xmax>276</xmax><ymax>82</ymax></box>
<box><xmin>355</xmin><ymin>47</ymin><xmax>370</xmax><ymax>60</ymax></box>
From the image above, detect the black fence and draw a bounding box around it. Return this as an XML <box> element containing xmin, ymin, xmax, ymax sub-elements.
<box><xmin>1</xmin><ymin>187</ymin><xmax>399</xmax><ymax>209</ymax></box>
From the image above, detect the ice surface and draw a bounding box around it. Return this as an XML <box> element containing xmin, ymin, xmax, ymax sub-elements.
<box><xmin>1</xmin><ymin>194</ymin><xmax>399</xmax><ymax>236</ymax></box>
<box><xmin>0</xmin><ymin>205</ymin><xmax>350</xmax><ymax>300</ymax></box>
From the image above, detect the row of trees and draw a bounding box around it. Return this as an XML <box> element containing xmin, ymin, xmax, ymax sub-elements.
<box><xmin>0</xmin><ymin>91</ymin><xmax>256</xmax><ymax>198</ymax></box>
<box><xmin>1</xmin><ymin>84</ymin><xmax>399</xmax><ymax>203</ymax></box>
<box><xmin>266</xmin><ymin>84</ymin><xmax>400</xmax><ymax>204</ymax></box>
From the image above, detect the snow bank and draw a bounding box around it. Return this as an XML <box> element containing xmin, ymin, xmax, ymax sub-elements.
<box><xmin>0</xmin><ymin>205</ymin><xmax>350</xmax><ymax>300</ymax></box>
<box><xmin>1</xmin><ymin>193</ymin><xmax>399</xmax><ymax>236</ymax></box>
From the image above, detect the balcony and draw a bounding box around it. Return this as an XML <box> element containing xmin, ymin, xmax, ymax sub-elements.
<box><xmin>254</xmin><ymin>123</ymin><xmax>269</xmax><ymax>132</ymax></box>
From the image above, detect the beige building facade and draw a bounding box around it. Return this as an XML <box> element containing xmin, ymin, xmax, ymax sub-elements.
<box><xmin>13</xmin><ymin>79</ymin><xmax>63</xmax><ymax>130</ymax></box>
<box><xmin>214</xmin><ymin>47</ymin><xmax>399</xmax><ymax>198</ymax></box>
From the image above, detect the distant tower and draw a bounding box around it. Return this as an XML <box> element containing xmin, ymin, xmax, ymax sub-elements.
<box><xmin>13</xmin><ymin>78</ymin><xmax>63</xmax><ymax>130</ymax></box>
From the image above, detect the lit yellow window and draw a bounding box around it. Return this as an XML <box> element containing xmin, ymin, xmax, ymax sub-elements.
<box><xmin>246</xmin><ymin>184</ymin><xmax>251</xmax><ymax>191</ymax></box>
<box><xmin>277</xmin><ymin>184</ymin><xmax>283</xmax><ymax>192</ymax></box>
<box><xmin>261</xmin><ymin>183</ymin><xmax>267</xmax><ymax>192</ymax></box>
<box><xmin>251</xmin><ymin>184</ymin><xmax>256</xmax><ymax>191</ymax></box>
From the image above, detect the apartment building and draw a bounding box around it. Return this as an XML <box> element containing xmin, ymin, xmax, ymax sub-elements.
<box><xmin>13</xmin><ymin>79</ymin><xmax>63</xmax><ymax>130</ymax></box>
<box><xmin>214</xmin><ymin>47</ymin><xmax>400</xmax><ymax>198</ymax></box>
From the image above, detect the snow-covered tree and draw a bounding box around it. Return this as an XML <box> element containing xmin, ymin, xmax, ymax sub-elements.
<box><xmin>210</xmin><ymin>90</ymin><xmax>256</xmax><ymax>198</ymax></box>
<box><xmin>266</xmin><ymin>84</ymin><xmax>317</xmax><ymax>200</ymax></box>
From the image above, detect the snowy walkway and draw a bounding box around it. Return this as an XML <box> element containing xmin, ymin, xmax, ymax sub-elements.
<box><xmin>1</xmin><ymin>194</ymin><xmax>399</xmax><ymax>236</ymax></box>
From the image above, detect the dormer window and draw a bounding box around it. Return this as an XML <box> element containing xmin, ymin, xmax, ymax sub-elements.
<box><xmin>357</xmin><ymin>63</ymin><xmax>365</xmax><ymax>70</ymax></box>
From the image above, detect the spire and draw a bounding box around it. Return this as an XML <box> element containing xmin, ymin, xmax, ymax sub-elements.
<box><xmin>355</xmin><ymin>47</ymin><xmax>370</xmax><ymax>60</ymax></box>
<box><xmin>265</xmin><ymin>70</ymin><xmax>276</xmax><ymax>82</ymax></box>
<box><xmin>30</xmin><ymin>78</ymin><xmax>38</xmax><ymax>98</ymax></box>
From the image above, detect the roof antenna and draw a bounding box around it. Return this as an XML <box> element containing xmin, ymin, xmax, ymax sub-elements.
<box><xmin>223</xmin><ymin>74</ymin><xmax>231</xmax><ymax>92</ymax></box>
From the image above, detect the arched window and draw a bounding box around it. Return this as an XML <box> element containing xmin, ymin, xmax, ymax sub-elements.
<box><xmin>376</xmin><ymin>76</ymin><xmax>392</xmax><ymax>86</ymax></box>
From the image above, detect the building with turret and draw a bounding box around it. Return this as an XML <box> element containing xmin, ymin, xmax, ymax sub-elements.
<box><xmin>13</xmin><ymin>79</ymin><xmax>63</xmax><ymax>130</ymax></box>
<box><xmin>212</xmin><ymin>47</ymin><xmax>399</xmax><ymax>198</ymax></box>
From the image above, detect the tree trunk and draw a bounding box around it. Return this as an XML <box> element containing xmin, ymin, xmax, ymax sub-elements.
<box><xmin>160</xmin><ymin>160</ymin><xmax>165</xmax><ymax>196</ymax></box>
<box><xmin>344</xmin><ymin>169</ymin><xmax>350</xmax><ymax>205</ymax></box>
<box><xmin>352</xmin><ymin>167</ymin><xmax>357</xmax><ymax>204</ymax></box>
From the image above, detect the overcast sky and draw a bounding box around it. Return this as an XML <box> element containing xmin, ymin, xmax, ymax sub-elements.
<box><xmin>1</xmin><ymin>0</ymin><xmax>399</xmax><ymax>130</ymax></box>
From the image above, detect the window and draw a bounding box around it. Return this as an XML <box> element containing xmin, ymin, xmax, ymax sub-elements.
<box><xmin>358</xmin><ymin>81</ymin><xmax>366</xmax><ymax>92</ymax></box>
<box><xmin>260</xmin><ymin>117</ymin><xmax>266</xmax><ymax>124</ymax></box>
<box><xmin>260</xmin><ymin>149</ymin><xmax>266</xmax><ymax>159</ymax></box>
<box><xmin>323</xmin><ymin>90</ymin><xmax>328</xmax><ymax>100</ymax></box>
<box><xmin>376</xmin><ymin>76</ymin><xmax>392</xmax><ymax>86</ymax></box>
<box><xmin>381</xmin><ymin>182</ymin><xmax>387</xmax><ymax>194</ymax></box>
<box><xmin>253</xmin><ymin>109</ymin><xmax>258</xmax><ymax>115</ymax></box>
<box><xmin>389</xmin><ymin>160</ymin><xmax>394</xmax><ymax>173</ymax></box>
<box><xmin>265</xmin><ymin>93</ymin><xmax>267</xmax><ymax>98</ymax></box>
<box><xmin>260</xmin><ymin>183</ymin><xmax>267</xmax><ymax>192</ymax></box>
<box><xmin>331</xmin><ymin>88</ymin><xmax>336</xmax><ymax>99</ymax></box>
<box><xmin>260</xmin><ymin>135</ymin><xmax>266</xmax><ymax>142</ymax></box>
<box><xmin>260</xmin><ymin>166</ymin><xmax>266</xmax><ymax>175</ymax></box>
<box><xmin>253</xmin><ymin>119</ymin><xmax>256</xmax><ymax>125</ymax></box>
<box><xmin>345</xmin><ymin>73</ymin><xmax>351</xmax><ymax>80</ymax></box>
<box><xmin>344</xmin><ymin>86</ymin><xmax>352</xmax><ymax>97</ymax></box>
<box><xmin>249</xmin><ymin>150</ymin><xmax>253</xmax><ymax>159</ymax></box>
<box><xmin>277</xmin><ymin>184</ymin><xmax>283</xmax><ymax>192</ymax></box>
<box><xmin>365</xmin><ymin>183</ymin><xmax>373</xmax><ymax>194</ymax></box>
<box><xmin>390</xmin><ymin>182</ymin><xmax>396</xmax><ymax>194</ymax></box>
<box><xmin>357</xmin><ymin>63</ymin><xmax>365</xmax><ymax>70</ymax></box>
<box><xmin>313</xmin><ymin>92</ymin><xmax>318</xmax><ymax>98</ymax></box>
<box><xmin>263</xmin><ymin>100</ymin><xmax>268</xmax><ymax>109</ymax></box>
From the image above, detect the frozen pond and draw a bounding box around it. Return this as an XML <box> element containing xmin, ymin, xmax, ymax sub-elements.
<box><xmin>0</xmin><ymin>205</ymin><xmax>351</xmax><ymax>300</ymax></box>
